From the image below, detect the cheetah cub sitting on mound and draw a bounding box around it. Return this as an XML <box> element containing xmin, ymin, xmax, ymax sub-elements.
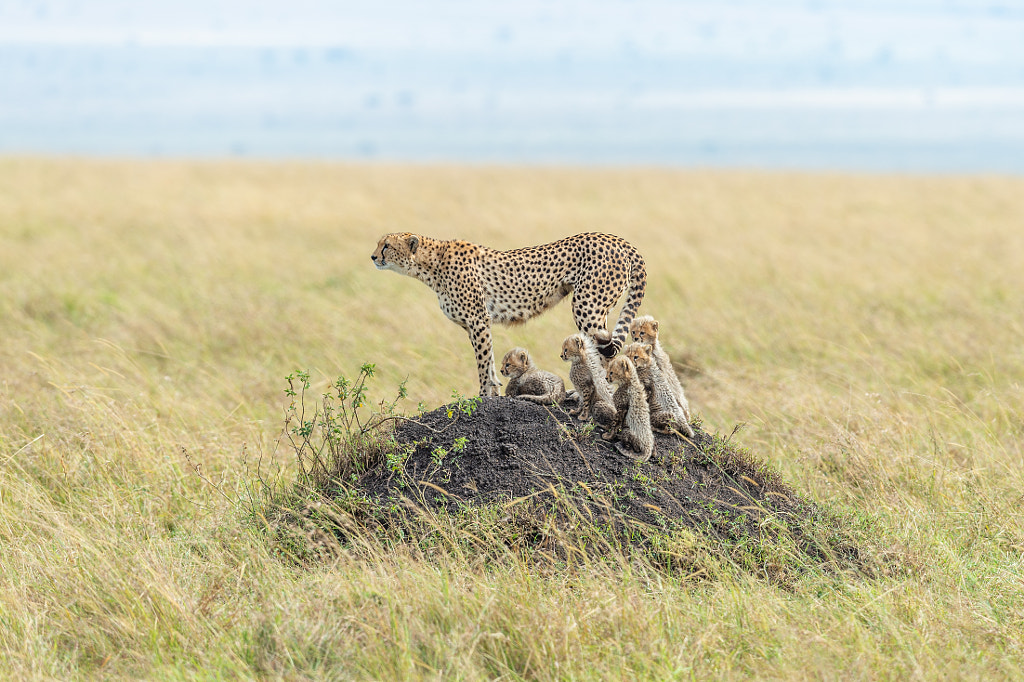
<box><xmin>560</xmin><ymin>333</ymin><xmax>615</xmax><ymax>426</ymax></box>
<box><xmin>630</xmin><ymin>315</ymin><xmax>693</xmax><ymax>421</ymax></box>
<box><xmin>623</xmin><ymin>342</ymin><xmax>695</xmax><ymax>438</ymax></box>
<box><xmin>602</xmin><ymin>356</ymin><xmax>654</xmax><ymax>462</ymax></box>
<box><xmin>500</xmin><ymin>347</ymin><xmax>567</xmax><ymax>405</ymax></box>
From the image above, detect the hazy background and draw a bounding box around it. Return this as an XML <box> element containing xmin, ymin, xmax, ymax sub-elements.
<box><xmin>2</xmin><ymin>0</ymin><xmax>1023</xmax><ymax>172</ymax></box>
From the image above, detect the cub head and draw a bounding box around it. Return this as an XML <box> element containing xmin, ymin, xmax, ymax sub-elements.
<box><xmin>605</xmin><ymin>356</ymin><xmax>632</xmax><ymax>385</ymax></box>
<box><xmin>371</xmin><ymin>233</ymin><xmax>422</xmax><ymax>273</ymax></box>
<box><xmin>629</xmin><ymin>315</ymin><xmax>659</xmax><ymax>345</ymax></box>
<box><xmin>623</xmin><ymin>342</ymin><xmax>652</xmax><ymax>369</ymax></box>
<box><xmin>560</xmin><ymin>334</ymin><xmax>584</xmax><ymax>361</ymax></box>
<box><xmin>500</xmin><ymin>347</ymin><xmax>532</xmax><ymax>378</ymax></box>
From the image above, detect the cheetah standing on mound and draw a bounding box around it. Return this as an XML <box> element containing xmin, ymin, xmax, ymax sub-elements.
<box><xmin>372</xmin><ymin>232</ymin><xmax>647</xmax><ymax>396</ymax></box>
<box><xmin>500</xmin><ymin>347</ymin><xmax>566</xmax><ymax>405</ymax></box>
<box><xmin>560</xmin><ymin>334</ymin><xmax>616</xmax><ymax>426</ymax></box>
<box><xmin>603</xmin><ymin>356</ymin><xmax>654</xmax><ymax>462</ymax></box>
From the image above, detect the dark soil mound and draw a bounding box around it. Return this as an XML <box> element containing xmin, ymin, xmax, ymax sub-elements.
<box><xmin>343</xmin><ymin>396</ymin><xmax>865</xmax><ymax>576</ymax></box>
<box><xmin>365</xmin><ymin>397</ymin><xmax>788</xmax><ymax>523</ymax></box>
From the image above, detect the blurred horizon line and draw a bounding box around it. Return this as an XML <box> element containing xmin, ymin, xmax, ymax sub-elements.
<box><xmin>3</xmin><ymin>1</ymin><xmax>1022</xmax><ymax>173</ymax></box>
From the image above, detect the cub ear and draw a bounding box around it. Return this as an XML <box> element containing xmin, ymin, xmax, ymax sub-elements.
<box><xmin>518</xmin><ymin>350</ymin><xmax>528</xmax><ymax>363</ymax></box>
<box><xmin>650</xmin><ymin>320</ymin><xmax>659</xmax><ymax>334</ymax></box>
<box><xmin>407</xmin><ymin>235</ymin><xmax>420</xmax><ymax>254</ymax></box>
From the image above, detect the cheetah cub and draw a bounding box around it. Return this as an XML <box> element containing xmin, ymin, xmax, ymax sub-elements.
<box><xmin>500</xmin><ymin>347</ymin><xmax>567</xmax><ymax>405</ymax></box>
<box><xmin>560</xmin><ymin>333</ymin><xmax>615</xmax><ymax>426</ymax></box>
<box><xmin>623</xmin><ymin>342</ymin><xmax>695</xmax><ymax>438</ymax></box>
<box><xmin>630</xmin><ymin>315</ymin><xmax>693</xmax><ymax>421</ymax></box>
<box><xmin>603</xmin><ymin>356</ymin><xmax>654</xmax><ymax>462</ymax></box>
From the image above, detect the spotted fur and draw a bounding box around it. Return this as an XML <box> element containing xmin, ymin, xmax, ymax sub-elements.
<box><xmin>604</xmin><ymin>356</ymin><xmax>654</xmax><ymax>462</ymax></box>
<box><xmin>560</xmin><ymin>334</ymin><xmax>616</xmax><ymax>426</ymax></box>
<box><xmin>372</xmin><ymin>232</ymin><xmax>647</xmax><ymax>396</ymax></box>
<box><xmin>630</xmin><ymin>315</ymin><xmax>692</xmax><ymax>421</ymax></box>
<box><xmin>623</xmin><ymin>342</ymin><xmax>695</xmax><ymax>438</ymax></box>
<box><xmin>500</xmin><ymin>347</ymin><xmax>567</xmax><ymax>405</ymax></box>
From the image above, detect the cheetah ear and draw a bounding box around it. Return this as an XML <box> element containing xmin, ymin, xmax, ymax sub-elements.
<box><xmin>407</xmin><ymin>235</ymin><xmax>420</xmax><ymax>254</ymax></box>
<box><xmin>518</xmin><ymin>349</ymin><xmax>528</xmax><ymax>363</ymax></box>
<box><xmin>650</xmin><ymin>320</ymin><xmax>659</xmax><ymax>334</ymax></box>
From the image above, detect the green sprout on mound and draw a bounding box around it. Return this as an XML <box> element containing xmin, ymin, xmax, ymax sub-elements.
<box><xmin>445</xmin><ymin>389</ymin><xmax>481</xmax><ymax>419</ymax></box>
<box><xmin>280</xmin><ymin>363</ymin><xmax>409</xmax><ymax>494</ymax></box>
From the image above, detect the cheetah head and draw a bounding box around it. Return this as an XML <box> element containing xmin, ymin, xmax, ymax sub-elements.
<box><xmin>500</xmin><ymin>347</ymin><xmax>532</xmax><ymax>378</ymax></box>
<box><xmin>371</xmin><ymin>233</ymin><xmax>421</xmax><ymax>273</ymax></box>
<box><xmin>606</xmin><ymin>356</ymin><xmax>632</xmax><ymax>385</ymax></box>
<box><xmin>629</xmin><ymin>315</ymin><xmax>659</xmax><ymax>345</ymax></box>
<box><xmin>560</xmin><ymin>334</ymin><xmax>584</xmax><ymax>362</ymax></box>
<box><xmin>623</xmin><ymin>342</ymin><xmax>652</xmax><ymax>369</ymax></box>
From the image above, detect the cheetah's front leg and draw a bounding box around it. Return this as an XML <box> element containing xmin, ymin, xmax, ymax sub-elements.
<box><xmin>467</xmin><ymin>320</ymin><xmax>501</xmax><ymax>397</ymax></box>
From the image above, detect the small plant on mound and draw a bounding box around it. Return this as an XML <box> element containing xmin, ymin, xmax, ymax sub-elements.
<box><xmin>282</xmin><ymin>364</ymin><xmax>409</xmax><ymax>492</ymax></box>
<box><xmin>255</xmin><ymin>368</ymin><xmax>503</xmax><ymax>565</ymax></box>
<box><xmin>556</xmin><ymin>420</ymin><xmax>597</xmax><ymax>446</ymax></box>
<box><xmin>445</xmin><ymin>389</ymin><xmax>481</xmax><ymax>418</ymax></box>
<box><xmin>249</xmin><ymin>365</ymin><xmax>417</xmax><ymax>563</ymax></box>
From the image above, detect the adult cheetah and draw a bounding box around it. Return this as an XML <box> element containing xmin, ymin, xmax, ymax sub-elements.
<box><xmin>371</xmin><ymin>232</ymin><xmax>647</xmax><ymax>396</ymax></box>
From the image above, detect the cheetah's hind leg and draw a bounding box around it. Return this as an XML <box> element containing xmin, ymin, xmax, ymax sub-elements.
<box><xmin>591</xmin><ymin>328</ymin><xmax>617</xmax><ymax>358</ymax></box>
<box><xmin>570</xmin><ymin>285</ymin><xmax>617</xmax><ymax>357</ymax></box>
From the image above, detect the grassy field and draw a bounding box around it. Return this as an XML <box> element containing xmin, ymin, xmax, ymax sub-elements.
<box><xmin>1</xmin><ymin>157</ymin><xmax>1023</xmax><ymax>679</ymax></box>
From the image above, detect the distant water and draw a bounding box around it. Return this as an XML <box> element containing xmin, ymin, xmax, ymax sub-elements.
<box><xmin>2</xmin><ymin>2</ymin><xmax>1023</xmax><ymax>173</ymax></box>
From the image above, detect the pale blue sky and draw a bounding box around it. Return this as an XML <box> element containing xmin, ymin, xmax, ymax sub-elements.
<box><xmin>2</xmin><ymin>1</ymin><xmax>1023</xmax><ymax>170</ymax></box>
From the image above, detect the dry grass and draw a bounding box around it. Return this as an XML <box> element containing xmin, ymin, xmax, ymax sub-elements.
<box><xmin>1</xmin><ymin>157</ymin><xmax>1023</xmax><ymax>678</ymax></box>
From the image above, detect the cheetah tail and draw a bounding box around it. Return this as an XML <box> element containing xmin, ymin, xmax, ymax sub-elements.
<box><xmin>600</xmin><ymin>247</ymin><xmax>647</xmax><ymax>358</ymax></box>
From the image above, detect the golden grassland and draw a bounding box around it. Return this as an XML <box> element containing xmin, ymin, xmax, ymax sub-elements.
<box><xmin>1</xmin><ymin>156</ymin><xmax>1023</xmax><ymax>679</ymax></box>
